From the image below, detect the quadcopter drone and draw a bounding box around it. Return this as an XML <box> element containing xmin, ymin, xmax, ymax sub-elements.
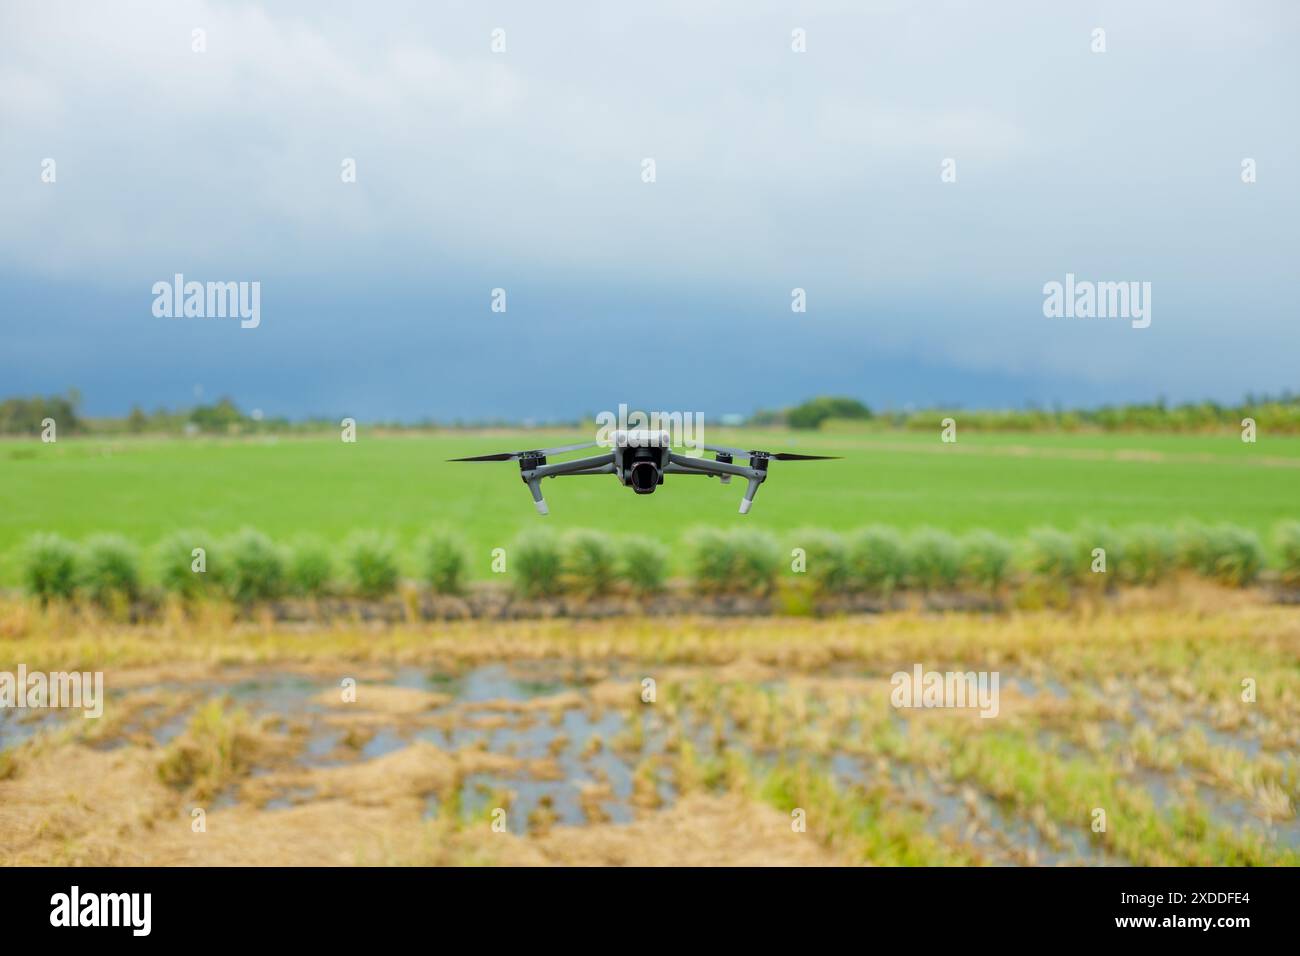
<box><xmin>450</xmin><ymin>429</ymin><xmax>837</xmax><ymax>515</ymax></box>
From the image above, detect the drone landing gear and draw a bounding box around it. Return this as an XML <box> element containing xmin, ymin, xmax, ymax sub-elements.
<box><xmin>525</xmin><ymin>478</ymin><xmax>548</xmax><ymax>515</ymax></box>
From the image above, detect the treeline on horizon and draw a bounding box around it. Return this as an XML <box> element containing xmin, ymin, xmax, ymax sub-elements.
<box><xmin>3</xmin><ymin>390</ymin><xmax>1300</xmax><ymax>437</ymax></box>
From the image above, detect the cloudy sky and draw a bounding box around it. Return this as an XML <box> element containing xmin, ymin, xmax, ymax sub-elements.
<box><xmin>1</xmin><ymin>0</ymin><xmax>1296</xmax><ymax>420</ymax></box>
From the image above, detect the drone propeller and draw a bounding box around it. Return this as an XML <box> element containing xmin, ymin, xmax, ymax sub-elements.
<box><xmin>702</xmin><ymin>443</ymin><xmax>839</xmax><ymax>461</ymax></box>
<box><xmin>448</xmin><ymin>441</ymin><xmax>599</xmax><ymax>463</ymax></box>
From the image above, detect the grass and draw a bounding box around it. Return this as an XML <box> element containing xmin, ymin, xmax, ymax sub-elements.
<box><xmin>2</xmin><ymin>428</ymin><xmax>1298</xmax><ymax>584</ymax></box>
<box><xmin>77</xmin><ymin>534</ymin><xmax>142</xmax><ymax>606</ymax></box>
<box><xmin>156</xmin><ymin>698</ymin><xmax>263</xmax><ymax>802</ymax></box>
<box><xmin>342</xmin><ymin>531</ymin><xmax>400</xmax><ymax>598</ymax></box>
<box><xmin>287</xmin><ymin>536</ymin><xmax>334</xmax><ymax>596</ymax></box>
<box><xmin>419</xmin><ymin>530</ymin><xmax>469</xmax><ymax>595</ymax></box>
<box><xmin>20</xmin><ymin>533</ymin><xmax>78</xmax><ymax>602</ymax></box>
<box><xmin>220</xmin><ymin>528</ymin><xmax>287</xmax><ymax>604</ymax></box>
<box><xmin>5</xmin><ymin>600</ymin><xmax>1296</xmax><ymax>866</ymax></box>
<box><xmin>512</xmin><ymin>529</ymin><xmax>563</xmax><ymax>598</ymax></box>
<box><xmin>618</xmin><ymin>536</ymin><xmax>670</xmax><ymax>595</ymax></box>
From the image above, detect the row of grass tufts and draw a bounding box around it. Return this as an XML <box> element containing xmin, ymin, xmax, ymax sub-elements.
<box><xmin>20</xmin><ymin>529</ymin><xmax>461</xmax><ymax>605</ymax></box>
<box><xmin>14</xmin><ymin>520</ymin><xmax>1299</xmax><ymax>605</ymax></box>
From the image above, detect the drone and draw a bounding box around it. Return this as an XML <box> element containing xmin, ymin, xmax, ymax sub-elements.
<box><xmin>450</xmin><ymin>429</ymin><xmax>837</xmax><ymax>515</ymax></box>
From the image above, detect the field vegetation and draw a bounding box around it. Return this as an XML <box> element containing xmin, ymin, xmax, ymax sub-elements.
<box><xmin>4</xmin><ymin>427</ymin><xmax>1297</xmax><ymax>589</ymax></box>
<box><xmin>11</xmin><ymin>520</ymin><xmax>1296</xmax><ymax>610</ymax></box>
<box><xmin>1</xmin><ymin>600</ymin><xmax>1295</xmax><ymax>866</ymax></box>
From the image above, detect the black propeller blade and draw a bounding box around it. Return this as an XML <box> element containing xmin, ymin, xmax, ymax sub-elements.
<box><xmin>702</xmin><ymin>443</ymin><xmax>839</xmax><ymax>461</ymax></box>
<box><xmin>449</xmin><ymin>441</ymin><xmax>598</xmax><ymax>462</ymax></box>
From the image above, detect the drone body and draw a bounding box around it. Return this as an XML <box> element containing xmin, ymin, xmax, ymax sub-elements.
<box><xmin>450</xmin><ymin>428</ymin><xmax>837</xmax><ymax>515</ymax></box>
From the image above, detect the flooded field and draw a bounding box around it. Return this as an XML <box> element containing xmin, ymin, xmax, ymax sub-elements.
<box><xmin>1</xmin><ymin>596</ymin><xmax>1297</xmax><ymax>865</ymax></box>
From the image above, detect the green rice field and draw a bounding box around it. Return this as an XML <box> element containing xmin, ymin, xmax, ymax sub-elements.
<box><xmin>2</xmin><ymin>428</ymin><xmax>1297</xmax><ymax>584</ymax></box>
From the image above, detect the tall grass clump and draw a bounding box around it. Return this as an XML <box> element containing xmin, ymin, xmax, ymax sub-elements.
<box><xmin>221</xmin><ymin>528</ymin><xmax>287</xmax><ymax>603</ymax></box>
<box><xmin>157</xmin><ymin>698</ymin><xmax>259</xmax><ymax>801</ymax></box>
<box><xmin>790</xmin><ymin>528</ymin><xmax>849</xmax><ymax>595</ymax></box>
<box><xmin>959</xmin><ymin>530</ymin><xmax>1013</xmax><ymax>595</ymax></box>
<box><xmin>1024</xmin><ymin>527</ymin><xmax>1080</xmax><ymax>588</ymax></box>
<box><xmin>846</xmin><ymin>526</ymin><xmax>909</xmax><ymax>597</ymax></box>
<box><xmin>21</xmin><ymin>533</ymin><xmax>78</xmax><ymax>602</ymax></box>
<box><xmin>342</xmin><ymin>531</ymin><xmax>400</xmax><ymax>598</ymax></box>
<box><xmin>685</xmin><ymin>527</ymin><xmax>736</xmax><ymax>594</ymax></box>
<box><xmin>1074</xmin><ymin>523</ymin><xmax>1124</xmax><ymax>589</ymax></box>
<box><xmin>78</xmin><ymin>534</ymin><xmax>141</xmax><ymax>605</ymax></box>
<box><xmin>907</xmin><ymin>528</ymin><xmax>962</xmax><ymax>592</ymax></box>
<box><xmin>1118</xmin><ymin>525</ymin><xmax>1177</xmax><ymax>586</ymax></box>
<box><xmin>1198</xmin><ymin>524</ymin><xmax>1263</xmax><ymax>587</ymax></box>
<box><xmin>1276</xmin><ymin>520</ymin><xmax>1300</xmax><ymax>589</ymax></box>
<box><xmin>619</xmin><ymin>536</ymin><xmax>670</xmax><ymax>596</ymax></box>
<box><xmin>1174</xmin><ymin>519</ymin><xmax>1213</xmax><ymax>572</ymax></box>
<box><xmin>563</xmin><ymin>529</ymin><xmax>618</xmax><ymax>596</ymax></box>
<box><xmin>1071</xmin><ymin>522</ymin><xmax>1123</xmax><ymax>574</ymax></box>
<box><xmin>511</xmin><ymin>528</ymin><xmax>564</xmax><ymax>598</ymax></box>
<box><xmin>287</xmin><ymin>536</ymin><xmax>334</xmax><ymax>596</ymax></box>
<box><xmin>685</xmin><ymin>528</ymin><xmax>780</xmax><ymax>595</ymax></box>
<box><xmin>729</xmin><ymin>528</ymin><xmax>782</xmax><ymax>595</ymax></box>
<box><xmin>419</xmin><ymin>530</ymin><xmax>469</xmax><ymax>595</ymax></box>
<box><xmin>155</xmin><ymin>529</ymin><xmax>216</xmax><ymax>599</ymax></box>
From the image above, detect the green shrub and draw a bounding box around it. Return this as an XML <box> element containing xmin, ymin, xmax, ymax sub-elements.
<box><xmin>1075</xmin><ymin>523</ymin><xmax>1124</xmax><ymax>583</ymax></box>
<box><xmin>907</xmin><ymin>528</ymin><xmax>962</xmax><ymax>591</ymax></box>
<box><xmin>960</xmin><ymin>530</ymin><xmax>1013</xmax><ymax>594</ymax></box>
<box><xmin>1276</xmin><ymin>520</ymin><xmax>1300</xmax><ymax>588</ymax></box>
<box><xmin>21</xmin><ymin>533</ymin><xmax>78</xmax><ymax>602</ymax></box>
<box><xmin>155</xmin><ymin>529</ymin><xmax>216</xmax><ymax>598</ymax></box>
<box><xmin>563</xmin><ymin>529</ymin><xmax>618</xmax><ymax>596</ymax></box>
<box><xmin>729</xmin><ymin>528</ymin><xmax>782</xmax><ymax>595</ymax></box>
<box><xmin>287</xmin><ymin>536</ymin><xmax>334</xmax><ymax>596</ymax></box>
<box><xmin>1119</xmin><ymin>525</ymin><xmax>1177</xmax><ymax>586</ymax></box>
<box><xmin>846</xmin><ymin>526</ymin><xmax>909</xmax><ymax>596</ymax></box>
<box><xmin>221</xmin><ymin>528</ymin><xmax>287</xmax><ymax>603</ymax></box>
<box><xmin>419</xmin><ymin>530</ymin><xmax>468</xmax><ymax>595</ymax></box>
<box><xmin>685</xmin><ymin>528</ymin><xmax>780</xmax><ymax>595</ymax></box>
<box><xmin>1200</xmin><ymin>524</ymin><xmax>1263</xmax><ymax>587</ymax></box>
<box><xmin>78</xmin><ymin>534</ymin><xmax>141</xmax><ymax>604</ymax></box>
<box><xmin>342</xmin><ymin>531</ymin><xmax>400</xmax><ymax>598</ymax></box>
<box><xmin>619</xmin><ymin>536</ymin><xmax>670</xmax><ymax>595</ymax></box>
<box><xmin>1173</xmin><ymin>519</ymin><xmax>1211</xmax><ymax>572</ymax></box>
<box><xmin>512</xmin><ymin>528</ymin><xmax>564</xmax><ymax>598</ymax></box>
<box><xmin>685</xmin><ymin>527</ymin><xmax>736</xmax><ymax>594</ymax></box>
<box><xmin>1024</xmin><ymin>527</ymin><xmax>1080</xmax><ymax>586</ymax></box>
<box><xmin>791</xmin><ymin>528</ymin><xmax>849</xmax><ymax>595</ymax></box>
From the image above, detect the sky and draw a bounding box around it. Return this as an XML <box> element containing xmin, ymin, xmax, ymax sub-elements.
<box><xmin>1</xmin><ymin>0</ymin><xmax>1297</xmax><ymax>421</ymax></box>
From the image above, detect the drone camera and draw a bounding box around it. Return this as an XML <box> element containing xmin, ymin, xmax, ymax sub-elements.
<box><xmin>627</xmin><ymin>454</ymin><xmax>662</xmax><ymax>494</ymax></box>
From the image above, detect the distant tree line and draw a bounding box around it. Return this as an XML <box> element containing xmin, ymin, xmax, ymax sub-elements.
<box><xmin>4</xmin><ymin>391</ymin><xmax>1299</xmax><ymax>436</ymax></box>
<box><xmin>751</xmin><ymin>394</ymin><xmax>1300</xmax><ymax>434</ymax></box>
<box><xmin>0</xmin><ymin>390</ymin><xmax>82</xmax><ymax>435</ymax></box>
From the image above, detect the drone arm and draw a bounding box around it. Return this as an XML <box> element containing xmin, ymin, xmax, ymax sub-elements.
<box><xmin>666</xmin><ymin>452</ymin><xmax>753</xmax><ymax>479</ymax></box>
<box><xmin>528</xmin><ymin>453</ymin><xmax>616</xmax><ymax>479</ymax></box>
<box><xmin>667</xmin><ymin>453</ymin><xmax>767</xmax><ymax>514</ymax></box>
<box><xmin>519</xmin><ymin>453</ymin><xmax>616</xmax><ymax>515</ymax></box>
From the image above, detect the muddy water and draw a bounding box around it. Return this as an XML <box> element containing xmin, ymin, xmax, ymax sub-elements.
<box><xmin>2</xmin><ymin>661</ymin><xmax>1295</xmax><ymax>863</ymax></box>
